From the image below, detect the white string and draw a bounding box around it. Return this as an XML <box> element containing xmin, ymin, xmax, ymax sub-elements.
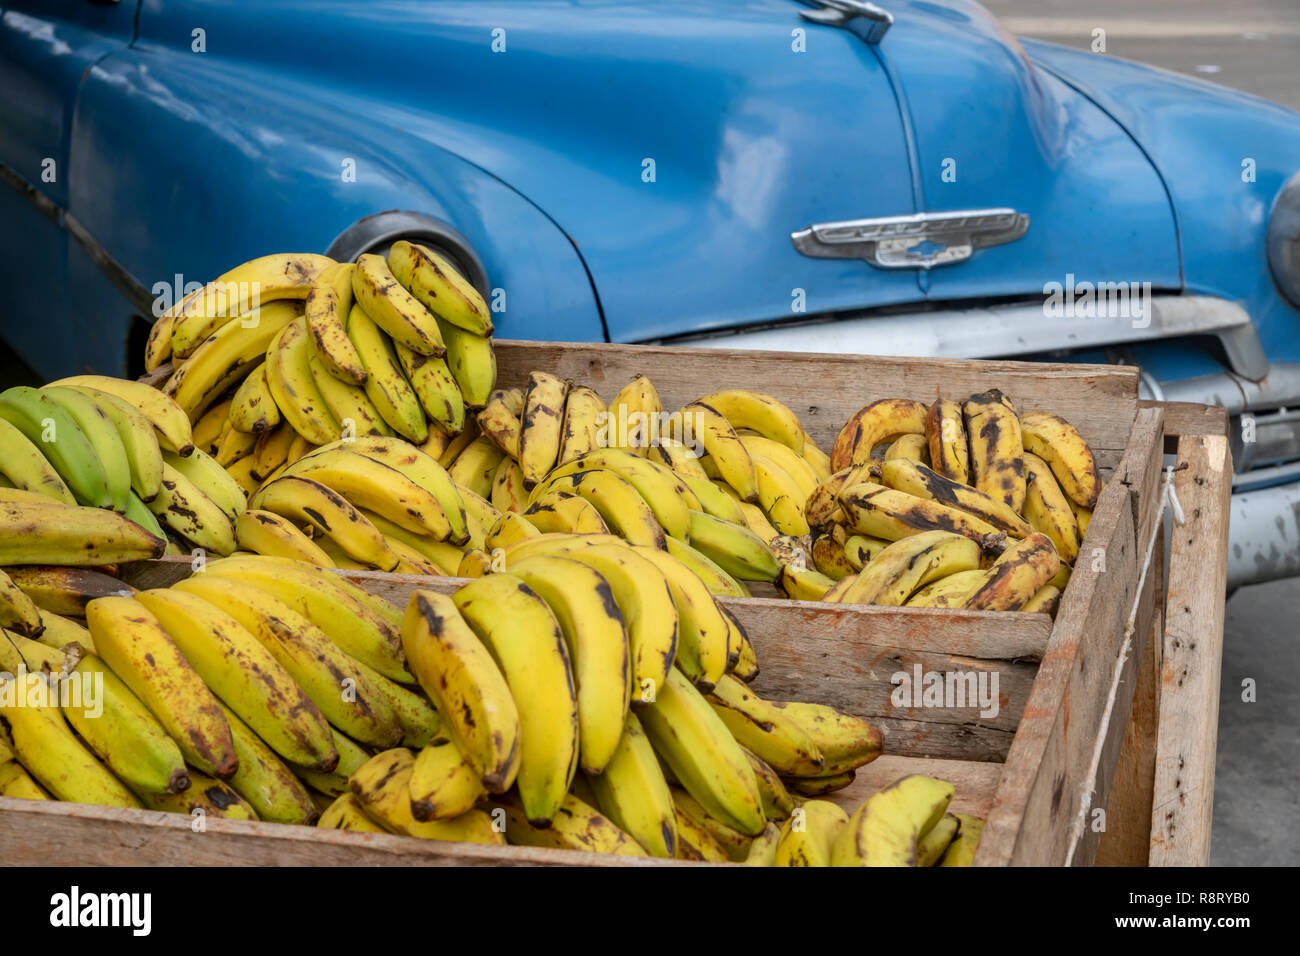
<box><xmin>1062</xmin><ymin>465</ymin><xmax>1184</xmax><ymax>866</ymax></box>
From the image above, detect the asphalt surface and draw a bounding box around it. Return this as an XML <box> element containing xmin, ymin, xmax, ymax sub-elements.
<box><xmin>992</xmin><ymin>0</ymin><xmax>1300</xmax><ymax>867</ymax></box>
<box><xmin>2</xmin><ymin>0</ymin><xmax>1297</xmax><ymax>867</ymax></box>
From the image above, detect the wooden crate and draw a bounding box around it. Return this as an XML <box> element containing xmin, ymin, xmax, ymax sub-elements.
<box><xmin>1</xmin><ymin>343</ymin><xmax>1230</xmax><ymax>866</ymax></box>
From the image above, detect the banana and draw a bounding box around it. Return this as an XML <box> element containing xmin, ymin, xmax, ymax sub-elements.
<box><xmin>0</xmin><ymin>500</ymin><xmax>165</xmax><ymax>565</ymax></box>
<box><xmin>835</xmin><ymin>530</ymin><xmax>981</xmax><ymax>606</ymax></box>
<box><xmin>831</xmin><ymin>774</ymin><xmax>955</xmax><ymax>866</ymax></box>
<box><xmin>508</xmin><ymin>555</ymin><xmax>631</xmax><ymax>774</ymax></box>
<box><xmin>741</xmin><ymin>746</ymin><xmax>795</xmax><ymax>820</ymax></box>
<box><xmin>775</xmin><ymin>799</ymin><xmax>851</xmax><ymax>867</ymax></box>
<box><xmin>476</xmin><ymin>387</ymin><xmax>524</xmax><ymax>458</ymax></box>
<box><xmin>532</xmin><ymin>449</ymin><xmax>696</xmax><ymax>541</ymax></box>
<box><xmin>361</xmin><ymin>510</ymin><xmax>461</xmax><ymax>574</ymax></box>
<box><xmin>351</xmin><ymin>749</ymin><xmax>504</xmax><ymax>844</ymax></box>
<box><xmin>0</xmin><ymin>741</ymin><xmax>49</xmax><ymax>800</ymax></box>
<box><xmin>673</xmin><ymin>802</ymin><xmax>732</xmax><ymax>862</ymax></box>
<box><xmin>587</xmin><ymin>711</ymin><xmax>677</xmax><ymax>857</ymax></box>
<box><xmin>773</xmin><ymin>701</ymin><xmax>883</xmax><ymax>775</ymax></box>
<box><xmin>144</xmin><ymin>304</ymin><xmax>180</xmax><ymax>374</ymax></box>
<box><xmin>639</xmin><ymin>667</ymin><xmax>764</xmax><ymax>836</ymax></box>
<box><xmin>714</xmin><ymin>481</ymin><xmax>783</xmax><ymax>544</ymax></box>
<box><xmin>205</xmin><ymin>555</ymin><xmax>411</xmax><ymax>683</ymax></box>
<box><xmin>251</xmin><ymin>423</ymin><xmax>294</xmax><ymax>480</ymax></box>
<box><xmin>397</xmin><ymin>342</ymin><xmax>466</xmax><ymax>434</ymax></box>
<box><xmin>776</xmin><ymin>563</ymin><xmax>836</xmax><ymax>601</ymax></box>
<box><xmin>317</xmin><ymin>793</ymin><xmax>387</xmax><ymax>833</ymax></box>
<box><xmin>744</xmin><ymin>822</ymin><xmax>783</xmax><ymax>866</ymax></box>
<box><xmin>493</xmin><ymin>790</ymin><xmax>640</xmax><ymax>856</ymax></box>
<box><xmin>453</xmin><ymin>574</ymin><xmax>578</xmax><ymax>826</ymax></box>
<box><xmin>0</xmin><ymin>570</ymin><xmax>42</xmax><ymax>636</ymax></box>
<box><xmin>170</xmin><ymin>574</ymin><xmax>402</xmax><ymax>748</ymax></box>
<box><xmin>844</xmin><ymin>533</ymin><xmax>890</xmax><ymax>570</ymax></box>
<box><xmin>680</xmin><ymin>402</ymin><xmax>758</xmax><ymax>502</ymax></box>
<box><xmin>148</xmin><ymin>460</ymin><xmax>237</xmax><ymax>554</ymax></box>
<box><xmin>0</xmin><ymin>678</ymin><xmax>142</xmax><ymax>808</ymax></box>
<box><xmin>215</xmin><ymin>423</ymin><xmax>258</xmax><ymax>467</ymax></box>
<box><xmin>486</xmin><ymin>510</ymin><xmax>539</xmax><ymax>550</ymax></box>
<box><xmin>307</xmin><ymin>350</ymin><xmax>393</xmax><ymax>439</ymax></box>
<box><xmin>676</xmin><ymin>472</ymin><xmax>746</xmax><ymax>527</ymax></box>
<box><xmin>632</xmin><ymin>546</ymin><xmax>730</xmax><ymax>691</ymax></box>
<box><xmin>420</xmin><ymin>422</ymin><xmax>454</xmax><ymax>461</ymax></box>
<box><xmin>962</xmin><ymin>532</ymin><xmax>1060</xmax><ymax>611</ymax></box>
<box><xmin>672</xmin><ymin>786</ymin><xmax>754</xmax><ymax>861</ymax></box>
<box><xmin>1020</xmin><ymin>580</ymin><xmax>1062</xmax><ymax>615</ymax></box>
<box><xmin>163</xmin><ymin>447</ymin><xmax>246</xmax><ymax>521</ymax></box>
<box><xmin>34</xmin><ymin>608</ymin><xmax>95</xmax><ymax>656</ymax></box>
<box><xmin>518</xmin><ymin>371</ymin><xmax>568</xmax><ymax>486</ymax></box>
<box><xmin>1023</xmin><ymin>451</ymin><xmax>1080</xmax><ymax>563</ymax></box>
<box><xmin>831</xmin><ymin>398</ymin><xmax>927</xmax><ymax>471</ymax></box>
<box><xmin>884</xmin><ymin>432</ymin><xmax>931</xmax><ymax>465</ymax></box>
<box><xmin>938</xmin><ymin>813</ymin><xmax>985</xmax><ymax>866</ymax></box>
<box><xmin>137</xmin><ymin>770</ymin><xmax>257</xmax><ymax>819</ymax></box>
<box><xmin>915</xmin><ymin>813</ymin><xmax>960</xmax><ymax>866</ymax></box>
<box><xmin>401</xmin><ymin>590</ymin><xmax>521</xmax><ymax>791</ymax></box>
<box><xmin>41</xmin><ymin>386</ymin><xmax>131</xmax><ymax>511</ymax></box>
<box><xmin>234</xmin><ymin>509</ymin><xmax>333</xmax><ymax>567</ymax></box>
<box><xmin>250</xmin><ymin>475</ymin><xmax>398</xmax><ymax>569</ymax></box>
<box><xmin>295</xmin><ymin>728</ymin><xmax>371</xmax><ymax>797</ymax></box>
<box><xmin>558</xmin><ymin>385</ymin><xmax>605</xmax><ymax>465</ymax></box>
<box><xmin>168</xmin><ymin>253</ymin><xmax>334</xmax><ymax>359</ymax></box>
<box><xmin>191</xmin><ymin>398</ymin><xmax>233</xmax><ymax>456</ymax></box>
<box><xmin>905</xmin><ymin>568</ymin><xmax>987</xmax><ymax>608</ymax></box>
<box><xmin>708</xmin><ymin>675</ymin><xmax>824</xmax><ymax>775</ymax></box>
<box><xmin>790</xmin><ymin>772</ymin><xmax>860</xmax><ymax>796</ymax></box>
<box><xmin>838</xmin><ymin>480</ymin><xmax>1000</xmax><ymax>545</ymax></box>
<box><xmin>351</xmin><ymin>253</ymin><xmax>445</xmax><ymax>356</ymax></box>
<box><xmin>925</xmin><ymin>397</ymin><xmax>970</xmax><ymax>483</ymax></box>
<box><xmin>50</xmin><ymin>375</ymin><xmax>195</xmax><ymax>456</ymax></box>
<box><xmin>523</xmin><ymin>490</ymin><xmax>606</xmax><ymax>537</ymax></box>
<box><xmin>85</xmin><ymin>596</ymin><xmax>238</xmax><ymax>778</ymax></box>
<box><xmin>727</xmin><ymin>610</ymin><xmax>760</xmax><ymax>682</ymax></box>
<box><xmin>388</xmin><ymin>537</ymin><xmax>444</xmax><ymax>576</ymax></box>
<box><xmin>747</xmin><ymin>454</ymin><xmax>811</xmax><ymax>535</ymax></box>
<box><xmin>301</xmin><ymin>434</ymin><xmax>470</xmax><ymax>545</ymax></box>
<box><xmin>387</xmin><ymin>240</ymin><xmax>493</xmax><ymax>334</ymax></box>
<box><xmin>964</xmin><ymin>388</ymin><xmax>1026</xmax><ymax>513</ymax></box>
<box><xmin>134</xmin><ymin>587</ymin><xmax>338</xmax><ymax>770</ymax></box>
<box><xmin>880</xmin><ymin>458</ymin><xmax>1034</xmax><ymax>538</ymax></box>
<box><xmin>540</xmin><ymin>470</ymin><xmax>666</xmax><ymax>549</ymax></box>
<box><xmin>607</xmin><ymin>375</ymin><xmax>662</xmax><ymax>456</ymax></box>
<box><xmin>264</xmin><ymin>315</ymin><xmax>343</xmax><ymax>445</ymax></box>
<box><xmin>739</xmin><ymin>434</ymin><xmax>819</xmax><ymax>500</ymax></box>
<box><xmin>217</xmin><ymin>700</ymin><xmax>318</xmax><ymax>824</ymax></box>
<box><xmin>409</xmin><ymin>732</ymin><xmax>486</xmax><ymax>821</ymax></box>
<box><xmin>0</xmin><ymin>417</ymin><xmax>76</xmax><ymax>504</ymax></box>
<box><xmin>1020</xmin><ymin>410</ymin><xmax>1100</xmax><ymax>508</ymax></box>
<box><xmin>490</xmin><ymin>457</ymin><xmax>528</xmax><ymax>514</ymax></box>
<box><xmin>2</xmin><ymin>565</ymin><xmax>133</xmax><ymax>618</ymax></box>
<box><xmin>666</xmin><ymin>537</ymin><xmax>750</xmax><ymax>597</ymax></box>
<box><xmin>284</xmin><ymin>431</ymin><xmax>315</xmax><ymax>466</ymax></box>
<box><xmin>305</xmin><ymin>261</ymin><xmax>366</xmax><ymax>385</ymax></box>
<box><xmin>698</xmin><ymin>389</ymin><xmax>804</xmax><ymax>453</ymax></box>
<box><xmin>436</xmin><ymin>318</ymin><xmax>496</xmax><ymax>409</ymax></box>
<box><xmin>805</xmin><ymin>467</ymin><xmax>856</xmax><ymax>530</ymax></box>
<box><xmin>650</xmin><ymin>435</ymin><xmax>709</xmax><ymax>479</ymax></box>
<box><xmin>0</xmin><ymin>386</ymin><xmax>110</xmax><ymax>507</ymax></box>
<box><xmin>810</xmin><ymin>534</ymin><xmax>855</xmax><ymax>580</ymax></box>
<box><xmin>686</xmin><ymin>510</ymin><xmax>781</xmax><ymax>582</ymax></box>
<box><xmin>448</xmin><ymin>435</ymin><xmax>505</xmax><ymax>499</ymax></box>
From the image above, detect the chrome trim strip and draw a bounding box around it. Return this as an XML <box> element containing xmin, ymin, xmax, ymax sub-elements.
<box><xmin>799</xmin><ymin>0</ymin><xmax>893</xmax><ymax>43</ymax></box>
<box><xmin>792</xmin><ymin>208</ymin><xmax>1028</xmax><ymax>270</ymax></box>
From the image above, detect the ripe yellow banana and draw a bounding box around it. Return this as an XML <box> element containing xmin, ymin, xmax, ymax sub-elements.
<box><xmin>518</xmin><ymin>371</ymin><xmax>568</xmax><ymax>486</ymax></box>
<box><xmin>698</xmin><ymin>389</ymin><xmax>804</xmax><ymax>453</ymax></box>
<box><xmin>0</xmin><ymin>500</ymin><xmax>165</xmax><ymax>565</ymax></box>
<box><xmin>834</xmin><ymin>530</ymin><xmax>981</xmax><ymax>606</ymax></box>
<box><xmin>448</xmin><ymin>435</ymin><xmax>505</xmax><ymax>499</ymax></box>
<box><xmin>925</xmin><ymin>397</ymin><xmax>970</xmax><ymax>483</ymax></box>
<box><xmin>486</xmin><ymin>509</ymin><xmax>539</xmax><ymax>549</ymax></box>
<box><xmin>1022</xmin><ymin>451</ymin><xmax>1080</xmax><ymax>563</ymax></box>
<box><xmin>307</xmin><ymin>350</ymin><xmax>393</xmax><ymax>439</ymax></box>
<box><xmin>452</xmin><ymin>574</ymin><xmax>578</xmax><ymax>826</ymax></box>
<box><xmin>493</xmin><ymin>790</ymin><xmax>640</xmax><ymax>856</ymax></box>
<box><xmin>1020</xmin><ymin>410</ymin><xmax>1100</xmax><ymax>508</ymax></box>
<box><xmin>708</xmin><ymin>675</ymin><xmax>824</xmax><ymax>775</ymax></box>
<box><xmin>673</xmin><ymin>802</ymin><xmax>732</xmax><ymax>861</ymax></box>
<box><xmin>476</xmin><ymin>387</ymin><xmax>524</xmax><ymax>458</ymax></box>
<box><xmin>345</xmin><ymin>303</ymin><xmax>428</xmax><ymax>442</ymax></box>
<box><xmin>0</xmin><ymin>569</ymin><xmax>42</xmax><ymax>636</ymax></box>
<box><xmin>50</xmin><ymin>375</ymin><xmax>194</xmax><ymax>456</ymax></box>
<box><xmin>491</xmin><ymin>457</ymin><xmax>528</xmax><ymax>514</ymax></box>
<box><xmin>775</xmin><ymin>799</ymin><xmax>851</xmax><ymax>867</ymax></box>
<box><xmin>558</xmin><ymin>385</ymin><xmax>605</xmax><ymax>465</ymax></box>
<box><xmin>831</xmin><ymin>398</ymin><xmax>927</xmax><ymax>471</ymax></box>
<box><xmin>1021</xmin><ymin>583</ymin><xmax>1062</xmax><ymax>615</ymax></box>
<box><xmin>147</xmin><ymin>460</ymin><xmax>237</xmax><ymax>554</ymax></box>
<box><xmin>396</xmin><ymin>342</ymin><xmax>465</xmax><ymax>434</ymax></box>
<box><xmin>317</xmin><ymin>793</ymin><xmax>387</xmax><ymax>832</ymax></box>
<box><xmin>938</xmin><ymin>813</ymin><xmax>985</xmax><ymax>866</ymax></box>
<box><xmin>217</xmin><ymin>700</ymin><xmax>318</xmax><ymax>824</ymax></box>
<box><xmin>880</xmin><ymin>457</ymin><xmax>1034</xmax><ymax>537</ymax></box>
<box><xmin>401</xmin><ymin>590</ymin><xmax>521</xmax><ymax>793</ymax></box>
<box><xmin>680</xmin><ymin>402</ymin><xmax>758</xmax><ymax>502</ymax></box>
<box><xmin>350</xmin><ymin>748</ymin><xmax>503</xmax><ymax>844</ymax></box>
<box><xmin>884</xmin><ymin>432</ymin><xmax>930</xmax><ymax>465</ymax></box>
<box><xmin>838</xmin><ymin>480</ymin><xmax>1000</xmax><ymax>545</ymax></box>
<box><xmin>436</xmin><ymin>317</ymin><xmax>496</xmax><ymax>409</ymax></box>
<box><xmin>638</xmin><ymin>667</ymin><xmax>765</xmax><ymax>837</ymax></box>
<box><xmin>509</xmin><ymin>555</ymin><xmax>631</xmax><ymax>774</ymax></box>
<box><xmin>134</xmin><ymin>587</ymin><xmax>338</xmax><ymax>771</ymax></box>
<box><xmin>748</xmin><ymin>453</ymin><xmax>810</xmax><ymax>535</ymax></box>
<box><xmin>632</xmin><ymin>545</ymin><xmax>730</xmax><ymax>691</ymax></box>
<box><xmin>964</xmin><ymin>388</ymin><xmax>1026</xmax><ymax>513</ymax></box>
<box><xmin>607</xmin><ymin>374</ymin><xmax>662</xmax><ymax>456</ymax></box>
<box><xmin>250</xmin><ymin>475</ymin><xmax>398</xmax><ymax>569</ymax></box>
<box><xmin>962</xmin><ymin>531</ymin><xmax>1060</xmax><ymax>611</ymax></box>
<box><xmin>305</xmin><ymin>261</ymin><xmax>366</xmax><ymax>385</ymax></box>
<box><xmin>672</xmin><ymin>786</ymin><xmax>754</xmax><ymax>861</ymax></box>
<box><xmin>168</xmin><ymin>252</ymin><xmax>334</xmax><ymax>359</ymax></box>
<box><xmin>535</xmin><ymin>448</ymin><xmax>697</xmax><ymax>541</ymax></box>
<box><xmin>744</xmin><ymin>822</ymin><xmax>783</xmax><ymax>865</ymax></box>
<box><xmin>800</xmin><ymin>428</ymin><xmax>833</xmax><ymax>481</ymax></box>
<box><xmin>408</xmin><ymin>732</ymin><xmax>486</xmax><ymax>822</ymax></box>
<box><xmin>234</xmin><ymin>509</ymin><xmax>333</xmax><ymax>567</ymax></box>
<box><xmin>665</xmin><ymin>537</ymin><xmax>750</xmax><ymax>598</ymax></box>
<box><xmin>905</xmin><ymin>568</ymin><xmax>987</xmax><ymax>607</ymax></box>
<box><xmin>741</xmin><ymin>745</ymin><xmax>794</xmax><ymax>820</ymax></box>
<box><xmin>265</xmin><ymin>315</ymin><xmax>342</xmax><ymax>445</ymax></box>
<box><xmin>85</xmin><ymin>596</ymin><xmax>238</xmax><ymax>778</ymax></box>
<box><xmin>170</xmin><ymin>574</ymin><xmax>402</xmax><ymax>748</ymax></box>
<box><xmin>541</xmin><ymin>469</ymin><xmax>666</xmax><ymax>549</ymax></box>
<box><xmin>773</xmin><ymin>700</ymin><xmax>883</xmax><ymax>775</ymax></box>
<box><xmin>739</xmin><ymin>434</ymin><xmax>819</xmax><ymax>499</ymax></box>
<box><xmin>831</xmin><ymin>774</ymin><xmax>955</xmax><ymax>866</ymax></box>
<box><xmin>387</xmin><ymin>240</ymin><xmax>492</xmax><ymax>335</ymax></box>
<box><xmin>162</xmin><ymin>447</ymin><xmax>246</xmax><ymax>521</ymax></box>
<box><xmin>809</xmin><ymin>533</ymin><xmax>854</xmax><ymax>580</ymax></box>
<box><xmin>677</xmin><ymin>472</ymin><xmax>746</xmax><ymax>526</ymax></box>
<box><xmin>586</xmin><ymin>711</ymin><xmax>677</xmax><ymax>857</ymax></box>
<box><xmin>686</xmin><ymin>510</ymin><xmax>781</xmax><ymax>582</ymax></box>
<box><xmin>352</xmin><ymin>253</ymin><xmax>445</xmax><ymax>356</ymax></box>
<box><xmin>776</xmin><ymin>563</ymin><xmax>836</xmax><ymax>601</ymax></box>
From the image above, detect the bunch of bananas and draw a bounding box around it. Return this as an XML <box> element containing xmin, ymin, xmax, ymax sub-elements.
<box><xmin>788</xmin><ymin>390</ymin><xmax>1100</xmax><ymax>614</ymax></box>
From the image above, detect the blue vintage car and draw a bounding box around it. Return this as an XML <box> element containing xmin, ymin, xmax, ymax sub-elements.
<box><xmin>1</xmin><ymin>0</ymin><xmax>1298</xmax><ymax>587</ymax></box>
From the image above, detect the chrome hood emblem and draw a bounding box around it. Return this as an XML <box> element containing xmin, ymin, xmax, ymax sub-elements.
<box><xmin>791</xmin><ymin>209</ymin><xmax>1029</xmax><ymax>270</ymax></box>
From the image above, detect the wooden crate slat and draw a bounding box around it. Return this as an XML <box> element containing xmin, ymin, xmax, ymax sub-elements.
<box><xmin>1148</xmin><ymin>434</ymin><xmax>1232</xmax><ymax>866</ymax></box>
<box><xmin>823</xmin><ymin>755</ymin><xmax>1003</xmax><ymax>820</ymax></box>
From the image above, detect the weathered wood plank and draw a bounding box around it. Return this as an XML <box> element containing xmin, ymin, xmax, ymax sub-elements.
<box><xmin>1140</xmin><ymin>399</ymin><xmax>1229</xmax><ymax>449</ymax></box>
<box><xmin>823</xmin><ymin>755</ymin><xmax>1003</xmax><ymax>821</ymax></box>
<box><xmin>1149</xmin><ymin>434</ymin><xmax>1232</xmax><ymax>866</ymax></box>
<box><xmin>1115</xmin><ymin>407</ymin><xmax>1167</xmax><ymax>558</ymax></box>
<box><xmin>493</xmin><ymin>340</ymin><xmax>1139</xmax><ymax>468</ymax></box>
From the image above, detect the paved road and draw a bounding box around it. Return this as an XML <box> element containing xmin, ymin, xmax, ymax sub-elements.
<box><xmin>991</xmin><ymin>0</ymin><xmax>1300</xmax><ymax>867</ymax></box>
